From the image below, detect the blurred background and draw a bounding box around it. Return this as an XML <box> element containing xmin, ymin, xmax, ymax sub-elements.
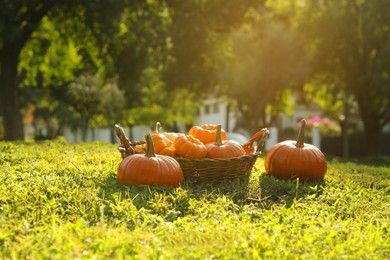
<box><xmin>1</xmin><ymin>0</ymin><xmax>389</xmax><ymax>157</ymax></box>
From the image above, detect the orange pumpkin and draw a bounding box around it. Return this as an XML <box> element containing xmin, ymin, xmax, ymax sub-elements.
<box><xmin>134</xmin><ymin>144</ymin><xmax>147</xmax><ymax>153</ymax></box>
<box><xmin>264</xmin><ymin>119</ymin><xmax>327</xmax><ymax>180</ymax></box>
<box><xmin>150</xmin><ymin>134</ymin><xmax>175</xmax><ymax>156</ymax></box>
<box><xmin>174</xmin><ymin>135</ymin><xmax>207</xmax><ymax>158</ymax></box>
<box><xmin>117</xmin><ymin>133</ymin><xmax>183</xmax><ymax>187</ymax></box>
<box><xmin>150</xmin><ymin>123</ymin><xmax>175</xmax><ymax>156</ymax></box>
<box><xmin>153</xmin><ymin>122</ymin><xmax>184</xmax><ymax>144</ymax></box>
<box><xmin>189</xmin><ymin>124</ymin><xmax>227</xmax><ymax>145</ymax></box>
<box><xmin>205</xmin><ymin>124</ymin><xmax>245</xmax><ymax>158</ymax></box>
<box><xmin>163</xmin><ymin>132</ymin><xmax>185</xmax><ymax>142</ymax></box>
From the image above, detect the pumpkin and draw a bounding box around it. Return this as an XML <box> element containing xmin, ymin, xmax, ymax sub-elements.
<box><xmin>117</xmin><ymin>133</ymin><xmax>183</xmax><ymax>187</ymax></box>
<box><xmin>151</xmin><ymin>123</ymin><xmax>175</xmax><ymax>156</ymax></box>
<box><xmin>163</xmin><ymin>132</ymin><xmax>185</xmax><ymax>143</ymax></box>
<box><xmin>264</xmin><ymin>119</ymin><xmax>327</xmax><ymax>180</ymax></box>
<box><xmin>174</xmin><ymin>134</ymin><xmax>207</xmax><ymax>158</ymax></box>
<box><xmin>150</xmin><ymin>134</ymin><xmax>175</xmax><ymax>156</ymax></box>
<box><xmin>134</xmin><ymin>144</ymin><xmax>147</xmax><ymax>153</ymax></box>
<box><xmin>189</xmin><ymin>124</ymin><xmax>227</xmax><ymax>145</ymax></box>
<box><xmin>153</xmin><ymin>122</ymin><xmax>184</xmax><ymax>143</ymax></box>
<box><xmin>205</xmin><ymin>124</ymin><xmax>246</xmax><ymax>158</ymax></box>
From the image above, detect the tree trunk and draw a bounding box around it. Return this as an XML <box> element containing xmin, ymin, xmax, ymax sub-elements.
<box><xmin>362</xmin><ymin>118</ymin><xmax>382</xmax><ymax>156</ymax></box>
<box><xmin>0</xmin><ymin>44</ymin><xmax>24</xmax><ymax>140</ymax></box>
<box><xmin>358</xmin><ymin>101</ymin><xmax>382</xmax><ymax>156</ymax></box>
<box><xmin>342</xmin><ymin>93</ymin><xmax>350</xmax><ymax>158</ymax></box>
<box><xmin>81</xmin><ymin>117</ymin><xmax>88</xmax><ymax>142</ymax></box>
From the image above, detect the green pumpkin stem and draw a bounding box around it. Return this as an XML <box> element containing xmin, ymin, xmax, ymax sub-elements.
<box><xmin>215</xmin><ymin>124</ymin><xmax>223</xmax><ymax>146</ymax></box>
<box><xmin>295</xmin><ymin>119</ymin><xmax>306</xmax><ymax>148</ymax></box>
<box><xmin>145</xmin><ymin>133</ymin><xmax>156</xmax><ymax>157</ymax></box>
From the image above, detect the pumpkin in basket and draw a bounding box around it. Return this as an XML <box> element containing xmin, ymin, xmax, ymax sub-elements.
<box><xmin>205</xmin><ymin>124</ymin><xmax>246</xmax><ymax>158</ymax></box>
<box><xmin>151</xmin><ymin>123</ymin><xmax>175</xmax><ymax>156</ymax></box>
<box><xmin>174</xmin><ymin>134</ymin><xmax>207</xmax><ymax>158</ymax></box>
<box><xmin>264</xmin><ymin>119</ymin><xmax>327</xmax><ymax>180</ymax></box>
<box><xmin>117</xmin><ymin>133</ymin><xmax>183</xmax><ymax>187</ymax></box>
<box><xmin>189</xmin><ymin>124</ymin><xmax>227</xmax><ymax>145</ymax></box>
<box><xmin>154</xmin><ymin>122</ymin><xmax>185</xmax><ymax>142</ymax></box>
<box><xmin>150</xmin><ymin>134</ymin><xmax>175</xmax><ymax>156</ymax></box>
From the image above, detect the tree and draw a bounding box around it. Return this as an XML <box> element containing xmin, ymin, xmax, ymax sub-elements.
<box><xmin>215</xmin><ymin>7</ymin><xmax>308</xmax><ymax>133</ymax></box>
<box><xmin>106</xmin><ymin>1</ymin><xmax>171</xmax><ymax>108</ymax></box>
<box><xmin>0</xmin><ymin>0</ymin><xmax>129</xmax><ymax>140</ymax></box>
<box><xmin>100</xmin><ymin>80</ymin><xmax>127</xmax><ymax>142</ymax></box>
<box><xmin>127</xmin><ymin>67</ymin><xmax>199</xmax><ymax>131</ymax></box>
<box><xmin>0</xmin><ymin>1</ymin><xmax>56</xmax><ymax>140</ymax></box>
<box><xmin>66</xmin><ymin>73</ymin><xmax>102</xmax><ymax>141</ymax></box>
<box><xmin>301</xmin><ymin>0</ymin><xmax>390</xmax><ymax>155</ymax></box>
<box><xmin>163</xmin><ymin>0</ymin><xmax>262</xmax><ymax>95</ymax></box>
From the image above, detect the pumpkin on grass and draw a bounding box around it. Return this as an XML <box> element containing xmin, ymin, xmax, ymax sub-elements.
<box><xmin>189</xmin><ymin>124</ymin><xmax>226</xmax><ymax>145</ymax></box>
<box><xmin>205</xmin><ymin>124</ymin><xmax>246</xmax><ymax>158</ymax></box>
<box><xmin>174</xmin><ymin>134</ymin><xmax>207</xmax><ymax>158</ymax></box>
<box><xmin>264</xmin><ymin>119</ymin><xmax>327</xmax><ymax>180</ymax></box>
<box><xmin>117</xmin><ymin>133</ymin><xmax>183</xmax><ymax>187</ymax></box>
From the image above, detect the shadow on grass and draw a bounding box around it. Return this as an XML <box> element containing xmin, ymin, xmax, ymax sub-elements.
<box><xmin>328</xmin><ymin>155</ymin><xmax>390</xmax><ymax>167</ymax></box>
<box><xmin>97</xmin><ymin>171</ymin><xmax>328</xmax><ymax>209</ymax></box>
<box><xmin>97</xmin><ymin>172</ymin><xmax>253</xmax><ymax>212</ymax></box>
<box><xmin>253</xmin><ymin>174</ymin><xmax>326</xmax><ymax>209</ymax></box>
<box><xmin>95</xmin><ymin>169</ymin><xmax>331</xmax><ymax>226</ymax></box>
<box><xmin>328</xmin><ymin>156</ymin><xmax>390</xmax><ymax>180</ymax></box>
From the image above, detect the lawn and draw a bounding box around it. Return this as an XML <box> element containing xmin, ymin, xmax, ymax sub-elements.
<box><xmin>0</xmin><ymin>140</ymin><xmax>389</xmax><ymax>259</ymax></box>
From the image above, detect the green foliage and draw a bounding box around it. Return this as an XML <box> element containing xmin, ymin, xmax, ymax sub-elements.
<box><xmin>163</xmin><ymin>0</ymin><xmax>258</xmax><ymax>93</ymax></box>
<box><xmin>0</xmin><ymin>142</ymin><xmax>389</xmax><ymax>258</ymax></box>
<box><xmin>107</xmin><ymin>0</ymin><xmax>171</xmax><ymax>105</ymax></box>
<box><xmin>2</xmin><ymin>0</ymin><xmax>390</xmax><ymax>155</ymax></box>
<box><xmin>100</xmin><ymin>80</ymin><xmax>127</xmax><ymax>126</ymax></box>
<box><xmin>216</xmin><ymin>8</ymin><xmax>308</xmax><ymax>131</ymax></box>
<box><xmin>17</xmin><ymin>4</ymin><xmax>111</xmax><ymax>89</ymax></box>
<box><xmin>297</xmin><ymin>0</ymin><xmax>390</xmax><ymax>153</ymax></box>
<box><xmin>63</xmin><ymin>74</ymin><xmax>128</xmax><ymax>138</ymax></box>
<box><xmin>18</xmin><ymin>17</ymin><xmax>83</xmax><ymax>88</ymax></box>
<box><xmin>127</xmin><ymin>67</ymin><xmax>199</xmax><ymax>127</ymax></box>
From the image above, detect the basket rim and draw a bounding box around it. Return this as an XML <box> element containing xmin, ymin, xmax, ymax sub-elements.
<box><xmin>114</xmin><ymin>124</ymin><xmax>270</xmax><ymax>160</ymax></box>
<box><xmin>173</xmin><ymin>152</ymin><xmax>259</xmax><ymax>162</ymax></box>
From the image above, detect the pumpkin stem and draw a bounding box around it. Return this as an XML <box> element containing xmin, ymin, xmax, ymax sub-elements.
<box><xmin>145</xmin><ymin>133</ymin><xmax>157</xmax><ymax>157</ymax></box>
<box><xmin>295</xmin><ymin>119</ymin><xmax>306</xmax><ymax>148</ymax></box>
<box><xmin>215</xmin><ymin>124</ymin><xmax>224</xmax><ymax>146</ymax></box>
<box><xmin>155</xmin><ymin>122</ymin><xmax>162</xmax><ymax>133</ymax></box>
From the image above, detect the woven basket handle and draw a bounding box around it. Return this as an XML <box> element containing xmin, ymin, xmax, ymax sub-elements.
<box><xmin>242</xmin><ymin>128</ymin><xmax>270</xmax><ymax>155</ymax></box>
<box><xmin>254</xmin><ymin>128</ymin><xmax>270</xmax><ymax>154</ymax></box>
<box><xmin>115</xmin><ymin>124</ymin><xmax>135</xmax><ymax>159</ymax></box>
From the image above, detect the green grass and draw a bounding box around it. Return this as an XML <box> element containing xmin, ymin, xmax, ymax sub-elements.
<box><xmin>0</xmin><ymin>140</ymin><xmax>389</xmax><ymax>259</ymax></box>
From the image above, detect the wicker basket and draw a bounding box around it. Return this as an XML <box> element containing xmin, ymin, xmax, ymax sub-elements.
<box><xmin>115</xmin><ymin>124</ymin><xmax>270</xmax><ymax>183</ymax></box>
<box><xmin>175</xmin><ymin>129</ymin><xmax>269</xmax><ymax>182</ymax></box>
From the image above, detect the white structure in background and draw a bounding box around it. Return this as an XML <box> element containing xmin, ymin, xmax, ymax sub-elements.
<box><xmin>196</xmin><ymin>97</ymin><xmax>324</xmax><ymax>150</ymax></box>
<box><xmin>311</xmin><ymin>127</ymin><xmax>321</xmax><ymax>148</ymax></box>
<box><xmin>63</xmin><ymin>127</ymin><xmax>111</xmax><ymax>143</ymax></box>
<box><xmin>196</xmin><ymin>97</ymin><xmax>278</xmax><ymax>149</ymax></box>
<box><xmin>196</xmin><ymin>97</ymin><xmax>237</xmax><ymax>131</ymax></box>
<box><xmin>265</xmin><ymin>127</ymin><xmax>278</xmax><ymax>150</ymax></box>
<box><xmin>59</xmin><ymin>96</ymin><xmax>324</xmax><ymax>148</ymax></box>
<box><xmin>62</xmin><ymin>125</ymin><xmax>150</xmax><ymax>143</ymax></box>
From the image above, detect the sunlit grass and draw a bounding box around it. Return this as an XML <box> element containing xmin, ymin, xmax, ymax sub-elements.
<box><xmin>0</xmin><ymin>140</ymin><xmax>389</xmax><ymax>259</ymax></box>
